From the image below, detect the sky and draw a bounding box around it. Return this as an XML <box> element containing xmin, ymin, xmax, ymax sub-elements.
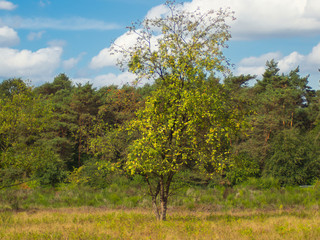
<box><xmin>0</xmin><ymin>0</ymin><xmax>319</xmax><ymax>89</ymax></box>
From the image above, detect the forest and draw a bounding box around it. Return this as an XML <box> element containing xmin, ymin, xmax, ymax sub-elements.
<box><xmin>0</xmin><ymin>60</ymin><xmax>319</xmax><ymax>191</ymax></box>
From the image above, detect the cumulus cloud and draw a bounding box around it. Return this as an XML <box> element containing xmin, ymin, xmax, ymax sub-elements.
<box><xmin>27</xmin><ymin>31</ymin><xmax>45</xmax><ymax>41</ymax></box>
<box><xmin>145</xmin><ymin>4</ymin><xmax>170</xmax><ymax>20</ymax></box>
<box><xmin>307</xmin><ymin>43</ymin><xmax>320</xmax><ymax>65</ymax></box>
<box><xmin>304</xmin><ymin>0</ymin><xmax>320</xmax><ymax>19</ymax></box>
<box><xmin>73</xmin><ymin>72</ymin><xmax>137</xmax><ymax>88</ymax></box>
<box><xmin>237</xmin><ymin>52</ymin><xmax>282</xmax><ymax>76</ymax></box>
<box><xmin>0</xmin><ymin>16</ymin><xmax>120</xmax><ymax>31</ymax></box>
<box><xmin>91</xmin><ymin>0</ymin><xmax>320</xmax><ymax>71</ymax></box>
<box><xmin>239</xmin><ymin>52</ymin><xmax>282</xmax><ymax>67</ymax></box>
<box><xmin>90</xmin><ymin>29</ymin><xmax>162</xmax><ymax>69</ymax></box>
<box><xmin>146</xmin><ymin>0</ymin><xmax>320</xmax><ymax>39</ymax></box>
<box><xmin>236</xmin><ymin>42</ymin><xmax>320</xmax><ymax>88</ymax></box>
<box><xmin>278</xmin><ymin>52</ymin><xmax>305</xmax><ymax>72</ymax></box>
<box><xmin>0</xmin><ymin>0</ymin><xmax>17</xmax><ymax>10</ymax></box>
<box><xmin>0</xmin><ymin>26</ymin><xmax>19</xmax><ymax>46</ymax></box>
<box><xmin>90</xmin><ymin>48</ymin><xmax>116</xmax><ymax>69</ymax></box>
<box><xmin>93</xmin><ymin>72</ymin><xmax>136</xmax><ymax>87</ymax></box>
<box><xmin>90</xmin><ymin>31</ymin><xmax>140</xmax><ymax>69</ymax></box>
<box><xmin>236</xmin><ymin>51</ymin><xmax>305</xmax><ymax>76</ymax></box>
<box><xmin>0</xmin><ymin>46</ymin><xmax>63</xmax><ymax>83</ymax></box>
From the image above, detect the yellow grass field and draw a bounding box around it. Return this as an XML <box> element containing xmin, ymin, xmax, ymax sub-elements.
<box><xmin>0</xmin><ymin>207</ymin><xmax>319</xmax><ymax>240</ymax></box>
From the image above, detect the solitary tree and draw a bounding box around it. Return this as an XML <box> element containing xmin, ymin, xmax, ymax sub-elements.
<box><xmin>113</xmin><ymin>1</ymin><xmax>246</xmax><ymax>220</ymax></box>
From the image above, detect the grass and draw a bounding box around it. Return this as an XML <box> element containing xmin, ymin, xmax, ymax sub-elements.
<box><xmin>0</xmin><ymin>178</ymin><xmax>319</xmax><ymax>211</ymax></box>
<box><xmin>0</xmin><ymin>207</ymin><xmax>319</xmax><ymax>239</ymax></box>
<box><xmin>0</xmin><ymin>178</ymin><xmax>319</xmax><ymax>239</ymax></box>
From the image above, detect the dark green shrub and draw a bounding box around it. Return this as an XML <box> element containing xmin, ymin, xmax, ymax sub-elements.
<box><xmin>226</xmin><ymin>152</ymin><xmax>260</xmax><ymax>185</ymax></box>
<box><xmin>264</xmin><ymin>128</ymin><xmax>320</xmax><ymax>185</ymax></box>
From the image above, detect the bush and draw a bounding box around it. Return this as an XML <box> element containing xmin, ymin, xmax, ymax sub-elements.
<box><xmin>226</xmin><ymin>152</ymin><xmax>260</xmax><ymax>185</ymax></box>
<box><xmin>264</xmin><ymin>129</ymin><xmax>320</xmax><ymax>185</ymax></box>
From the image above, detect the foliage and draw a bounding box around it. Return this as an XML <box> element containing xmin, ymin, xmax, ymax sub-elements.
<box><xmin>97</xmin><ymin>84</ymin><xmax>143</xmax><ymax>125</ymax></box>
<box><xmin>33</xmin><ymin>147</ymin><xmax>68</xmax><ymax>187</ymax></box>
<box><xmin>0</xmin><ymin>78</ymin><xmax>28</xmax><ymax>99</ymax></box>
<box><xmin>113</xmin><ymin>0</ymin><xmax>245</xmax><ymax>220</ymax></box>
<box><xmin>264</xmin><ymin>128</ymin><xmax>320</xmax><ymax>185</ymax></box>
<box><xmin>70</xmin><ymin>83</ymin><xmax>101</xmax><ymax>167</ymax></box>
<box><xmin>225</xmin><ymin>152</ymin><xmax>260</xmax><ymax>185</ymax></box>
<box><xmin>34</xmin><ymin>73</ymin><xmax>77</xmax><ymax>170</ymax></box>
<box><xmin>0</xmin><ymin>82</ymin><xmax>57</xmax><ymax>188</ymax></box>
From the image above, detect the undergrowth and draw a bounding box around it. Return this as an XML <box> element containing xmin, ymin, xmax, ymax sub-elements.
<box><xmin>0</xmin><ymin>177</ymin><xmax>319</xmax><ymax>211</ymax></box>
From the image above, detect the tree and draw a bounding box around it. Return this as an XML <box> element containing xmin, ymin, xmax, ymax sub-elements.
<box><xmin>0</xmin><ymin>81</ymin><xmax>59</xmax><ymax>187</ymax></box>
<box><xmin>70</xmin><ymin>83</ymin><xmax>101</xmax><ymax>167</ymax></box>
<box><xmin>0</xmin><ymin>78</ymin><xmax>28</xmax><ymax>99</ymax></box>
<box><xmin>113</xmin><ymin>1</ymin><xmax>244</xmax><ymax>220</ymax></box>
<box><xmin>97</xmin><ymin>84</ymin><xmax>143</xmax><ymax>126</ymax></box>
<box><xmin>35</xmin><ymin>74</ymin><xmax>77</xmax><ymax>170</ymax></box>
<box><xmin>264</xmin><ymin>128</ymin><xmax>320</xmax><ymax>185</ymax></box>
<box><xmin>34</xmin><ymin>73</ymin><xmax>73</xmax><ymax>96</ymax></box>
<box><xmin>240</xmin><ymin>61</ymin><xmax>314</xmax><ymax>169</ymax></box>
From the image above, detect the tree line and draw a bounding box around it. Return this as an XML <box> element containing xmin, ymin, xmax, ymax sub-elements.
<box><xmin>0</xmin><ymin>61</ymin><xmax>318</xmax><ymax>189</ymax></box>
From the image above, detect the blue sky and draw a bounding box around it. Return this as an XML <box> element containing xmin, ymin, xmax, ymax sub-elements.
<box><xmin>0</xmin><ymin>0</ymin><xmax>319</xmax><ymax>89</ymax></box>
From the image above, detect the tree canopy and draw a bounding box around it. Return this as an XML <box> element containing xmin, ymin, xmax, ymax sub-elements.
<box><xmin>112</xmin><ymin>1</ymin><xmax>246</xmax><ymax>220</ymax></box>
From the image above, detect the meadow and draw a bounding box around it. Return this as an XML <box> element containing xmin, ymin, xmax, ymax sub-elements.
<box><xmin>0</xmin><ymin>177</ymin><xmax>319</xmax><ymax>239</ymax></box>
<box><xmin>0</xmin><ymin>207</ymin><xmax>319</xmax><ymax>239</ymax></box>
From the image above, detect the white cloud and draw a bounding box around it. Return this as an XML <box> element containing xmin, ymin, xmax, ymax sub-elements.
<box><xmin>147</xmin><ymin>0</ymin><xmax>320</xmax><ymax>39</ymax></box>
<box><xmin>278</xmin><ymin>52</ymin><xmax>305</xmax><ymax>72</ymax></box>
<box><xmin>27</xmin><ymin>31</ymin><xmax>45</xmax><ymax>41</ymax></box>
<box><xmin>62</xmin><ymin>52</ymin><xmax>86</xmax><ymax>70</ymax></box>
<box><xmin>0</xmin><ymin>46</ymin><xmax>62</xmax><ymax>84</ymax></box>
<box><xmin>90</xmin><ymin>31</ymin><xmax>140</xmax><ymax>69</ymax></box>
<box><xmin>0</xmin><ymin>0</ymin><xmax>17</xmax><ymax>10</ymax></box>
<box><xmin>304</xmin><ymin>0</ymin><xmax>320</xmax><ymax>18</ymax></box>
<box><xmin>73</xmin><ymin>72</ymin><xmax>137</xmax><ymax>88</ymax></box>
<box><xmin>90</xmin><ymin>48</ymin><xmax>116</xmax><ymax>69</ymax></box>
<box><xmin>94</xmin><ymin>72</ymin><xmax>136</xmax><ymax>86</ymax></box>
<box><xmin>239</xmin><ymin>52</ymin><xmax>282</xmax><ymax>66</ymax></box>
<box><xmin>236</xmin><ymin>42</ymin><xmax>320</xmax><ymax>88</ymax></box>
<box><xmin>90</xmin><ymin>0</ymin><xmax>320</xmax><ymax>71</ymax></box>
<box><xmin>0</xmin><ymin>26</ymin><xmax>19</xmax><ymax>46</ymax></box>
<box><xmin>307</xmin><ymin>43</ymin><xmax>320</xmax><ymax>65</ymax></box>
<box><xmin>90</xmin><ymin>29</ymin><xmax>162</xmax><ymax>69</ymax></box>
<box><xmin>0</xmin><ymin>16</ymin><xmax>120</xmax><ymax>31</ymax></box>
<box><xmin>237</xmin><ymin>66</ymin><xmax>266</xmax><ymax>77</ymax></box>
<box><xmin>145</xmin><ymin>4</ymin><xmax>170</xmax><ymax>20</ymax></box>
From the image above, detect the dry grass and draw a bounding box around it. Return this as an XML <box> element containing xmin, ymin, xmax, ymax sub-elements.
<box><xmin>0</xmin><ymin>207</ymin><xmax>319</xmax><ymax>239</ymax></box>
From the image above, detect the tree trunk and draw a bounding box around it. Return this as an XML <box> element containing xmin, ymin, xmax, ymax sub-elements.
<box><xmin>146</xmin><ymin>176</ymin><xmax>161</xmax><ymax>220</ymax></box>
<box><xmin>160</xmin><ymin>196</ymin><xmax>168</xmax><ymax>221</ymax></box>
<box><xmin>159</xmin><ymin>172</ymin><xmax>174</xmax><ymax>221</ymax></box>
<box><xmin>146</xmin><ymin>173</ymin><xmax>174</xmax><ymax>221</ymax></box>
